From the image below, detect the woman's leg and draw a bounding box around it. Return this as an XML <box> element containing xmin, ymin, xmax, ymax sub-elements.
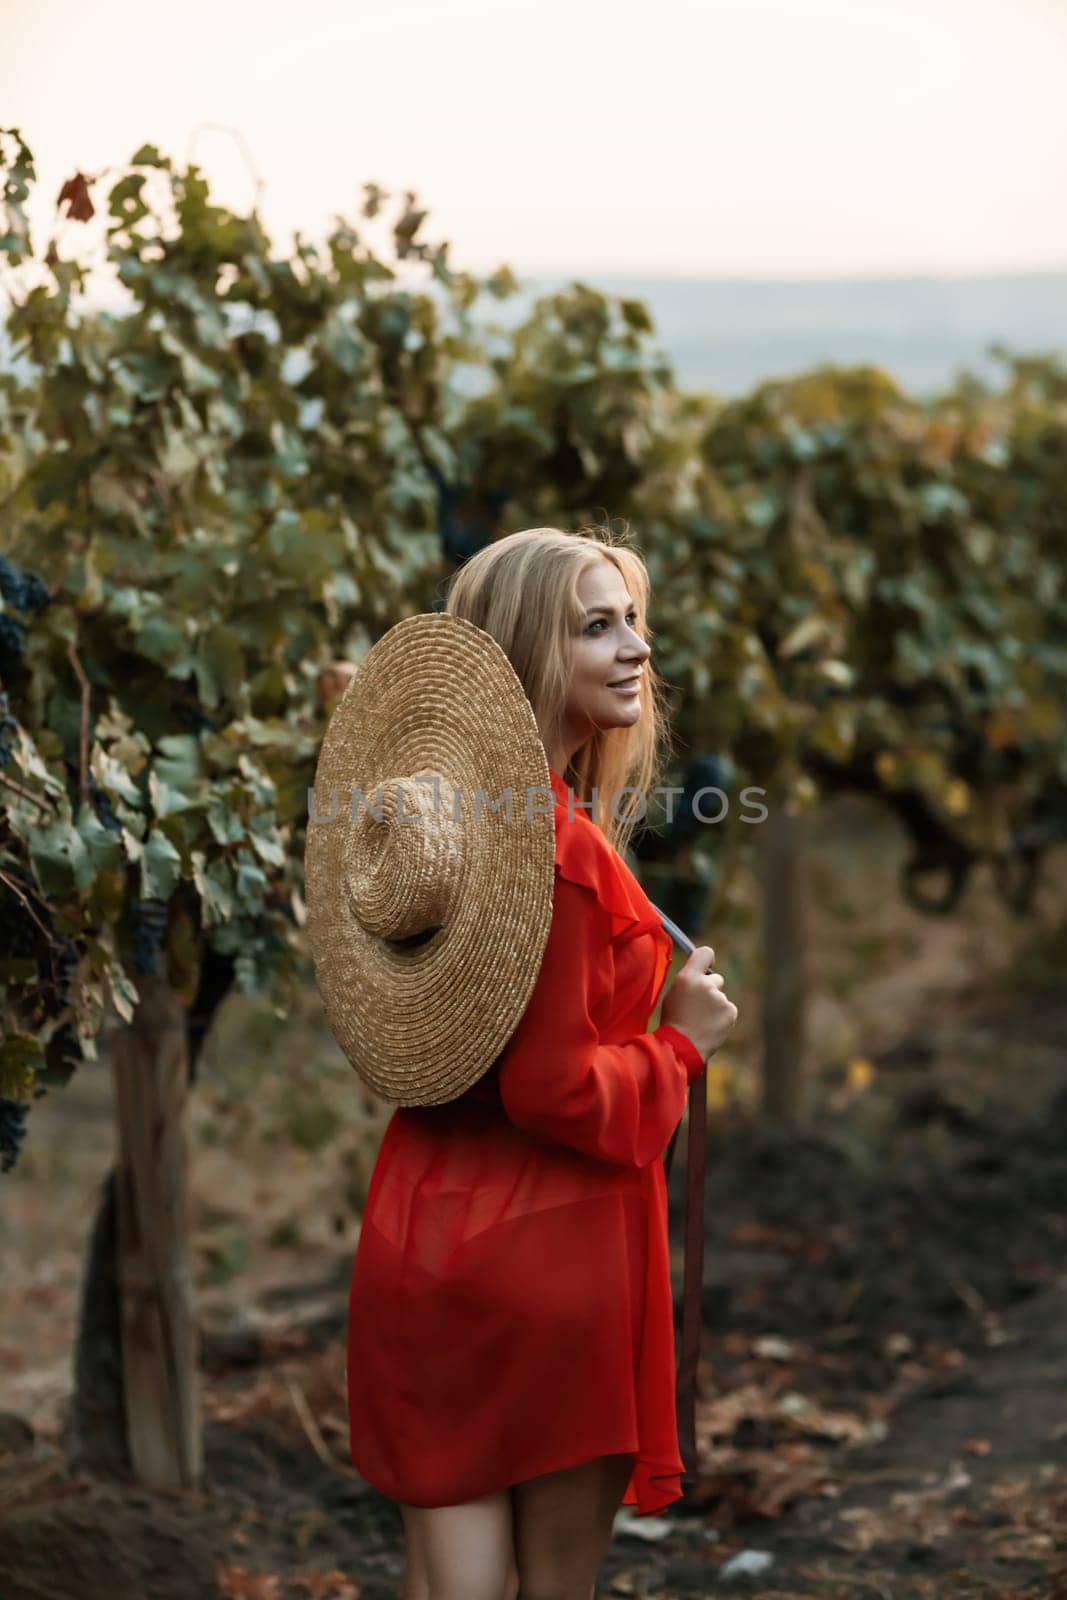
<box><xmin>398</xmin><ymin>1488</ymin><xmax>519</xmax><ymax>1600</ymax></box>
<box><xmin>510</xmin><ymin>1451</ymin><xmax>636</xmax><ymax>1600</ymax></box>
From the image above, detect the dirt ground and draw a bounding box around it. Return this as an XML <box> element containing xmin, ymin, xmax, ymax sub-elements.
<box><xmin>1</xmin><ymin>795</ymin><xmax>1065</xmax><ymax>1599</ymax></box>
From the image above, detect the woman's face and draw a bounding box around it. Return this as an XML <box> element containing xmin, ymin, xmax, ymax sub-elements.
<box><xmin>555</xmin><ymin>560</ymin><xmax>651</xmax><ymax>763</ymax></box>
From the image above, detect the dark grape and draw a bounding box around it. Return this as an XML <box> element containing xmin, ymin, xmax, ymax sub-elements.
<box><xmin>0</xmin><ymin>555</ymin><xmax>25</xmax><ymax>610</ymax></box>
<box><xmin>0</xmin><ymin>895</ymin><xmax>40</xmax><ymax>958</ymax></box>
<box><xmin>0</xmin><ymin>1098</ymin><xmax>29</xmax><ymax>1174</ymax></box>
<box><xmin>88</xmin><ymin>779</ymin><xmax>122</xmax><ymax>833</ymax></box>
<box><xmin>129</xmin><ymin>896</ymin><xmax>168</xmax><ymax>974</ymax></box>
<box><xmin>0</xmin><ymin>614</ymin><xmax>26</xmax><ymax>666</ymax></box>
<box><xmin>0</xmin><ymin>687</ymin><xmax>17</xmax><ymax>769</ymax></box>
<box><xmin>54</xmin><ymin>936</ymin><xmax>80</xmax><ymax>988</ymax></box>
<box><xmin>20</xmin><ymin>572</ymin><xmax>50</xmax><ymax>611</ymax></box>
<box><xmin>0</xmin><ymin>556</ymin><xmax>48</xmax><ymax>612</ymax></box>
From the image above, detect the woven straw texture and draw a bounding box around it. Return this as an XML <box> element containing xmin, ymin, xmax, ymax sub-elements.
<box><xmin>304</xmin><ymin>613</ymin><xmax>556</xmax><ymax>1106</ymax></box>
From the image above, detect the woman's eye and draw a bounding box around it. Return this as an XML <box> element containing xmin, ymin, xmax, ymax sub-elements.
<box><xmin>587</xmin><ymin>613</ymin><xmax>638</xmax><ymax>634</ymax></box>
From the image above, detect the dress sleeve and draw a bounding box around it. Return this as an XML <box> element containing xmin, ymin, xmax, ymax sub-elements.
<box><xmin>497</xmin><ymin>861</ymin><xmax>706</xmax><ymax>1169</ymax></box>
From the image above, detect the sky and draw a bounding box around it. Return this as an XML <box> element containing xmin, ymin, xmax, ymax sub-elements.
<box><xmin>2</xmin><ymin>0</ymin><xmax>1066</xmax><ymax>281</ymax></box>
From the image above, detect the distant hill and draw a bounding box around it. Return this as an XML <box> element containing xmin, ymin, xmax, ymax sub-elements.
<box><xmin>3</xmin><ymin>269</ymin><xmax>1064</xmax><ymax>403</ymax></box>
<box><xmin>505</xmin><ymin>270</ymin><xmax>1067</xmax><ymax>400</ymax></box>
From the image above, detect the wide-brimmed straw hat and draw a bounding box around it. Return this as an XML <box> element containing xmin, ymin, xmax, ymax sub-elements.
<box><xmin>303</xmin><ymin>612</ymin><xmax>557</xmax><ymax>1106</ymax></box>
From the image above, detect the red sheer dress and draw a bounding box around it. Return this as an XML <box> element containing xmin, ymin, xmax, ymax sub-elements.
<box><xmin>345</xmin><ymin>767</ymin><xmax>705</xmax><ymax>1513</ymax></box>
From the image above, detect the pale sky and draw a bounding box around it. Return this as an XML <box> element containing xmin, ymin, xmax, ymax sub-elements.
<box><xmin>3</xmin><ymin>0</ymin><xmax>1066</xmax><ymax>280</ymax></box>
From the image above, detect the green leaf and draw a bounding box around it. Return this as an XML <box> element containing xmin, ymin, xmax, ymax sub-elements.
<box><xmin>0</xmin><ymin>1033</ymin><xmax>43</xmax><ymax>1097</ymax></box>
<box><xmin>89</xmin><ymin>746</ymin><xmax>144</xmax><ymax>810</ymax></box>
<box><xmin>778</xmin><ymin>614</ymin><xmax>831</xmax><ymax>660</ymax></box>
<box><xmin>140</xmin><ymin>826</ymin><xmax>182</xmax><ymax>899</ymax></box>
<box><xmin>619</xmin><ymin>298</ymin><xmax>652</xmax><ymax>333</ymax></box>
<box><xmin>108</xmin><ymin>172</ymin><xmax>148</xmax><ymax>224</ymax></box>
<box><xmin>191</xmin><ymin>850</ymin><xmax>234</xmax><ymax>925</ymax></box>
<box><xmin>29</xmin><ymin>813</ymin><xmax>93</xmax><ymax>895</ymax></box>
<box><xmin>106</xmin><ymin>959</ymin><xmax>140</xmax><ymax>1024</ymax></box>
<box><xmin>743</xmin><ymin>493</ymin><xmax>779</xmax><ymax>530</ymax></box>
<box><xmin>154</xmin><ymin>734</ymin><xmax>202</xmax><ymax>791</ymax></box>
<box><xmin>75</xmin><ymin>802</ymin><xmax>125</xmax><ymax>875</ymax></box>
<box><xmin>195</xmin><ymin>626</ymin><xmax>246</xmax><ymax>709</ymax></box>
<box><xmin>149</xmin><ymin>770</ymin><xmax>198</xmax><ymax>817</ymax></box>
<box><xmin>207</xmin><ymin>802</ymin><xmax>246</xmax><ymax>846</ymax></box>
<box><xmin>136</xmin><ymin>615</ymin><xmax>189</xmax><ymax>670</ymax></box>
<box><xmin>917</xmin><ymin>482</ymin><xmax>968</xmax><ymax>521</ymax></box>
<box><xmin>130</xmin><ymin>144</ymin><xmax>168</xmax><ymax>168</ymax></box>
<box><xmin>235</xmin><ymin>851</ymin><xmax>268</xmax><ymax>911</ymax></box>
<box><xmin>247</xmin><ymin>813</ymin><xmax>285</xmax><ymax>866</ymax></box>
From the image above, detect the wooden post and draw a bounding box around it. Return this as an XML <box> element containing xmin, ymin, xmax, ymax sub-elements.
<box><xmin>111</xmin><ymin>972</ymin><xmax>202</xmax><ymax>1487</ymax></box>
<box><xmin>760</xmin><ymin>800</ymin><xmax>809</xmax><ymax>1123</ymax></box>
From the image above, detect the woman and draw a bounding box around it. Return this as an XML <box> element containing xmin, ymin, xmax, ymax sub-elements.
<box><xmin>345</xmin><ymin>526</ymin><xmax>737</xmax><ymax>1600</ymax></box>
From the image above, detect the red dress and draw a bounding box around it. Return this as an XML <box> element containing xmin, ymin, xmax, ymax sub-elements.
<box><xmin>345</xmin><ymin>767</ymin><xmax>705</xmax><ymax>1513</ymax></box>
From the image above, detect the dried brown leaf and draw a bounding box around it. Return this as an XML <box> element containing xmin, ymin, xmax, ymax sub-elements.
<box><xmin>214</xmin><ymin>1565</ymin><xmax>283</xmax><ymax>1600</ymax></box>
<box><xmin>57</xmin><ymin>173</ymin><xmax>94</xmax><ymax>223</ymax></box>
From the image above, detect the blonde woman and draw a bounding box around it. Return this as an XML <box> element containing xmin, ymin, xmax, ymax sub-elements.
<box><xmin>345</xmin><ymin>527</ymin><xmax>737</xmax><ymax>1600</ymax></box>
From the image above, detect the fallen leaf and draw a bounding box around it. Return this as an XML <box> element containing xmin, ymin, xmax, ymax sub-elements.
<box><xmin>293</xmin><ymin>1569</ymin><xmax>361</xmax><ymax>1600</ymax></box>
<box><xmin>215</xmin><ymin>1564</ymin><xmax>283</xmax><ymax>1600</ymax></box>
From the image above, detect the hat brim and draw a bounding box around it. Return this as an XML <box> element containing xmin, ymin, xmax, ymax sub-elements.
<box><xmin>304</xmin><ymin>613</ymin><xmax>556</xmax><ymax>1106</ymax></box>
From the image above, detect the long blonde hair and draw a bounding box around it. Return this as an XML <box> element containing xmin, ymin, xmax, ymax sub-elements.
<box><xmin>442</xmin><ymin>525</ymin><xmax>676</xmax><ymax>859</ymax></box>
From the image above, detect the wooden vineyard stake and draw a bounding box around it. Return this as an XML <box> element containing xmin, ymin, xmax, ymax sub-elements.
<box><xmin>111</xmin><ymin>972</ymin><xmax>202</xmax><ymax>1487</ymax></box>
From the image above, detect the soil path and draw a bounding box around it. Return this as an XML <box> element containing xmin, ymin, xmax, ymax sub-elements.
<box><xmin>2</xmin><ymin>812</ymin><xmax>1065</xmax><ymax>1598</ymax></box>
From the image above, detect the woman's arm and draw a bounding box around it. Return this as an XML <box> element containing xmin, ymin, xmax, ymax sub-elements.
<box><xmin>497</xmin><ymin>871</ymin><xmax>705</xmax><ymax>1168</ymax></box>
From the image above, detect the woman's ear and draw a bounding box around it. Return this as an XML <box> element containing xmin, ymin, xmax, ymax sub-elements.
<box><xmin>316</xmin><ymin>660</ymin><xmax>357</xmax><ymax>713</ymax></box>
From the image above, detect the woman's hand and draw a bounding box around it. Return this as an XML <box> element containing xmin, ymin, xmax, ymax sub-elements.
<box><xmin>661</xmin><ymin>946</ymin><xmax>738</xmax><ymax>1063</ymax></box>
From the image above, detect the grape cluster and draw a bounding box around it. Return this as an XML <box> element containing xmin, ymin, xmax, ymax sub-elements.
<box><xmin>88</xmin><ymin>778</ymin><xmax>122</xmax><ymax>833</ymax></box>
<box><xmin>0</xmin><ymin>689</ymin><xmax>17</xmax><ymax>770</ymax></box>
<box><xmin>129</xmin><ymin>896</ymin><xmax>168</xmax><ymax>974</ymax></box>
<box><xmin>0</xmin><ymin>614</ymin><xmax>26</xmax><ymax>670</ymax></box>
<box><xmin>0</xmin><ymin>1098</ymin><xmax>29</xmax><ymax>1174</ymax></box>
<box><xmin>0</xmin><ymin>554</ymin><xmax>51</xmax><ymax>614</ymax></box>
<box><xmin>0</xmin><ymin>555</ymin><xmax>50</xmax><ymax>673</ymax></box>
<box><xmin>0</xmin><ymin>879</ymin><xmax>82</xmax><ymax>1009</ymax></box>
<box><xmin>0</xmin><ymin>892</ymin><xmax>41</xmax><ymax>958</ymax></box>
<box><xmin>0</xmin><ymin>556</ymin><xmax>23</xmax><ymax>606</ymax></box>
<box><xmin>20</xmin><ymin>573</ymin><xmax>50</xmax><ymax>611</ymax></box>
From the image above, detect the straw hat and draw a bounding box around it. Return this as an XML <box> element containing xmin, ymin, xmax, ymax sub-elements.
<box><xmin>304</xmin><ymin>612</ymin><xmax>557</xmax><ymax>1106</ymax></box>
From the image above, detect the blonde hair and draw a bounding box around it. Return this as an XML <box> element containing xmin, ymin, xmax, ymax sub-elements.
<box><xmin>442</xmin><ymin>524</ymin><xmax>675</xmax><ymax>859</ymax></box>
